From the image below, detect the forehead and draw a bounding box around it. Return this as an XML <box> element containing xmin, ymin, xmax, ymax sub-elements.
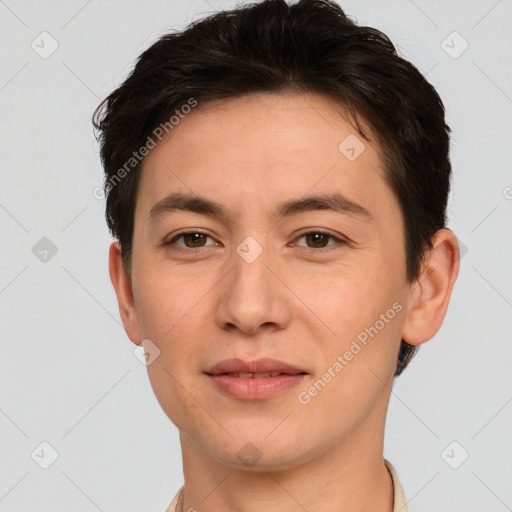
<box><xmin>136</xmin><ymin>91</ymin><xmax>390</xmax><ymax>220</ymax></box>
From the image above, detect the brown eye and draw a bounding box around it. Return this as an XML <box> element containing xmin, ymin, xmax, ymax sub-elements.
<box><xmin>166</xmin><ymin>231</ymin><xmax>216</xmax><ymax>249</ymax></box>
<box><xmin>182</xmin><ymin>233</ymin><xmax>207</xmax><ymax>248</ymax></box>
<box><xmin>304</xmin><ymin>232</ymin><xmax>330</xmax><ymax>248</ymax></box>
<box><xmin>295</xmin><ymin>231</ymin><xmax>345</xmax><ymax>250</ymax></box>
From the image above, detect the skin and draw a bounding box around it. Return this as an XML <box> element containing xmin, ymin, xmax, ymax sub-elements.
<box><xmin>109</xmin><ymin>91</ymin><xmax>459</xmax><ymax>512</ymax></box>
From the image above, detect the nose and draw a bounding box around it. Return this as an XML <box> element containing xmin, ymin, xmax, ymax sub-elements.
<box><xmin>214</xmin><ymin>241</ymin><xmax>292</xmax><ymax>336</ymax></box>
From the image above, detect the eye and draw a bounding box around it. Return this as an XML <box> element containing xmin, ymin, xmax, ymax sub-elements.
<box><xmin>165</xmin><ymin>231</ymin><xmax>217</xmax><ymax>249</ymax></box>
<box><xmin>163</xmin><ymin>229</ymin><xmax>347</xmax><ymax>252</ymax></box>
<box><xmin>293</xmin><ymin>230</ymin><xmax>347</xmax><ymax>251</ymax></box>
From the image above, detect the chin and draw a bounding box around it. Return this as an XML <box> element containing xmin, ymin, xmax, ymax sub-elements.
<box><xmin>204</xmin><ymin>430</ymin><xmax>316</xmax><ymax>472</ymax></box>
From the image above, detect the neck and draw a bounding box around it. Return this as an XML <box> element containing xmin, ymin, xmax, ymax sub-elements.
<box><xmin>177</xmin><ymin>412</ymin><xmax>394</xmax><ymax>512</ymax></box>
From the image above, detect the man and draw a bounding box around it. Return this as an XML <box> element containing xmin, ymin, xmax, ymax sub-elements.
<box><xmin>93</xmin><ymin>0</ymin><xmax>459</xmax><ymax>510</ymax></box>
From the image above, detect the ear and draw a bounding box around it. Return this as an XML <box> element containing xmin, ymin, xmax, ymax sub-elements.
<box><xmin>401</xmin><ymin>229</ymin><xmax>460</xmax><ymax>345</ymax></box>
<box><xmin>109</xmin><ymin>241</ymin><xmax>142</xmax><ymax>346</ymax></box>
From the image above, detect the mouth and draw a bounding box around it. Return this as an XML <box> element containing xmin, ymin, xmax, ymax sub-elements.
<box><xmin>205</xmin><ymin>358</ymin><xmax>308</xmax><ymax>400</ymax></box>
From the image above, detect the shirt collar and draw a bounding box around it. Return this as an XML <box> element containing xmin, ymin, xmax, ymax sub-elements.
<box><xmin>385</xmin><ymin>459</ymin><xmax>409</xmax><ymax>512</ymax></box>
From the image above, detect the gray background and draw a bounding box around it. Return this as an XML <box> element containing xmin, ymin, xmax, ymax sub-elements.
<box><xmin>1</xmin><ymin>0</ymin><xmax>511</xmax><ymax>511</ymax></box>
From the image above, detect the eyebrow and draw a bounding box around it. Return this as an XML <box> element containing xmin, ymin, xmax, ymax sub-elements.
<box><xmin>148</xmin><ymin>191</ymin><xmax>372</xmax><ymax>222</ymax></box>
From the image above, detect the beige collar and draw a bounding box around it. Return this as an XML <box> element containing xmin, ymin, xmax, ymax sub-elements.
<box><xmin>385</xmin><ymin>459</ymin><xmax>409</xmax><ymax>511</ymax></box>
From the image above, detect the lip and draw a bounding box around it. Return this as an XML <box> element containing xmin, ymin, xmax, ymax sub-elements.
<box><xmin>206</xmin><ymin>357</ymin><xmax>306</xmax><ymax>375</ymax></box>
<box><xmin>205</xmin><ymin>358</ymin><xmax>308</xmax><ymax>400</ymax></box>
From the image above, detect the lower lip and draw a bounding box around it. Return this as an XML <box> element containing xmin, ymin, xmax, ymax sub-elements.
<box><xmin>207</xmin><ymin>373</ymin><xmax>307</xmax><ymax>400</ymax></box>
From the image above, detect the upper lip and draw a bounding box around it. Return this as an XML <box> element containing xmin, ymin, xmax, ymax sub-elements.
<box><xmin>206</xmin><ymin>358</ymin><xmax>307</xmax><ymax>375</ymax></box>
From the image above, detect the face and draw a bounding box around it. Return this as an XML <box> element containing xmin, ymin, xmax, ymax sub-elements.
<box><xmin>119</xmin><ymin>92</ymin><xmax>416</xmax><ymax>470</ymax></box>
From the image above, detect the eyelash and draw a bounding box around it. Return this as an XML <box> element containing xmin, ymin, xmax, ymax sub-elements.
<box><xmin>163</xmin><ymin>229</ymin><xmax>348</xmax><ymax>253</ymax></box>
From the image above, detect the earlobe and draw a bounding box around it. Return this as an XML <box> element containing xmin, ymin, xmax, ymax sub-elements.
<box><xmin>401</xmin><ymin>229</ymin><xmax>460</xmax><ymax>346</ymax></box>
<box><xmin>108</xmin><ymin>241</ymin><xmax>142</xmax><ymax>345</ymax></box>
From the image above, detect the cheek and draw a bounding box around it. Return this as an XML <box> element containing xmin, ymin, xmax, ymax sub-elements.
<box><xmin>294</xmin><ymin>263</ymin><xmax>406</xmax><ymax>379</ymax></box>
<box><xmin>294</xmin><ymin>263</ymin><xmax>396</xmax><ymax>335</ymax></box>
<box><xmin>132</xmin><ymin>266</ymin><xmax>215</xmax><ymax>397</ymax></box>
<box><xmin>297</xmin><ymin>286</ymin><xmax>404</xmax><ymax>431</ymax></box>
<box><xmin>132</xmin><ymin>260</ymin><xmax>201</xmax><ymax>339</ymax></box>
